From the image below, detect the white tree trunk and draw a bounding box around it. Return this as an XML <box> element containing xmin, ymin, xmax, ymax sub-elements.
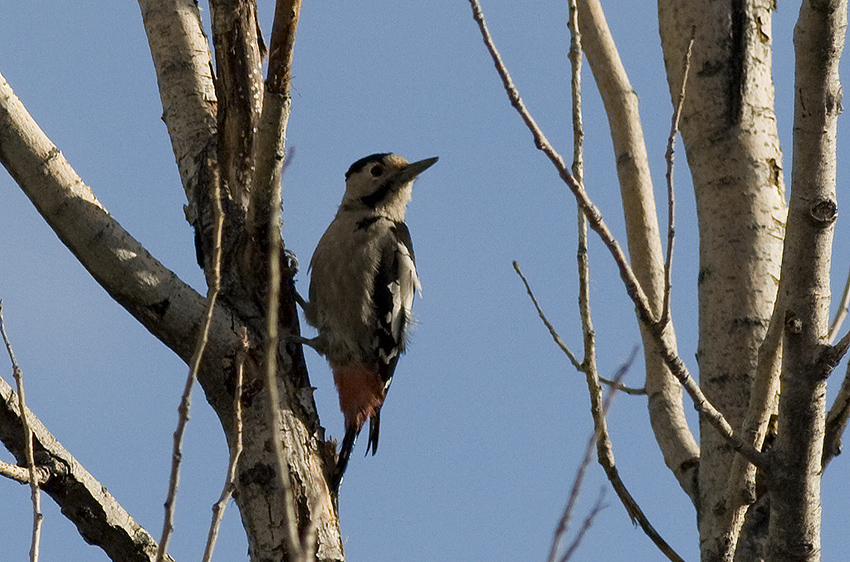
<box><xmin>659</xmin><ymin>1</ymin><xmax>787</xmax><ymax>560</ymax></box>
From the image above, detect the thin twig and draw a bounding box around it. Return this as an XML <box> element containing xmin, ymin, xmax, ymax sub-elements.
<box><xmin>468</xmin><ymin>0</ymin><xmax>763</xmax><ymax>470</ymax></box>
<box><xmin>155</xmin><ymin>136</ymin><xmax>226</xmax><ymax>562</ymax></box>
<box><xmin>828</xmin><ymin>266</ymin><xmax>850</xmax><ymax>343</ymax></box>
<box><xmin>0</xmin><ymin>460</ymin><xmax>34</xmax><ymax>484</ymax></box>
<box><xmin>468</xmin><ymin>0</ymin><xmax>650</xmax><ymax>322</ymax></box>
<box><xmin>592</xmin><ymin>345</ymin><xmax>686</xmax><ymax>562</ymax></box>
<box><xmin>512</xmin><ymin>263</ymin><xmax>645</xmax><ymax>394</ymax></box>
<box><xmin>548</xmin><ymin>356</ymin><xmax>630</xmax><ymax>562</ymax></box>
<box><xmin>0</xmin><ymin>459</ymin><xmax>49</xmax><ymax>485</ymax></box>
<box><xmin>823</xmin><ymin>358</ymin><xmax>850</xmax><ymax>467</ymax></box>
<box><xmin>568</xmin><ymin>0</ymin><xmax>584</xmax><ymax>187</ymax></box>
<box><xmin>568</xmin><ymin>0</ymin><xmax>593</xmax><ymax>376</ymax></box>
<box><xmin>257</xmin><ymin>2</ymin><xmax>312</xmax><ymax>556</ymax></box>
<box><xmin>559</xmin><ymin>487</ymin><xmax>607</xmax><ymax>562</ymax></box>
<box><xmin>562</xmin><ymin>16</ymin><xmax>683</xmax><ymax>557</ymax></box>
<box><xmin>513</xmin><ymin>262</ymin><xmax>582</xmax><ymax>370</ymax></box>
<box><xmin>264</xmin><ymin>151</ymin><xmax>305</xmax><ymax>561</ymax></box>
<box><xmin>596</xmin><ymin>376</ymin><xmax>645</xmax><ymax>395</ymax></box>
<box><xmin>0</xmin><ymin>302</ymin><xmax>42</xmax><ymax>562</ymax></box>
<box><xmin>660</xmin><ymin>29</ymin><xmax>695</xmax><ymax>328</ymax></box>
<box><xmin>202</xmin><ymin>328</ymin><xmax>248</xmax><ymax>562</ymax></box>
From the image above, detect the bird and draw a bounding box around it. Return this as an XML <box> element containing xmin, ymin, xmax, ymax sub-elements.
<box><xmin>301</xmin><ymin>152</ymin><xmax>438</xmax><ymax>493</ymax></box>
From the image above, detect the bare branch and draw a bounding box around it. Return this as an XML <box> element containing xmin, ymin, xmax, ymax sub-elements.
<box><xmin>263</xmin><ymin>179</ymin><xmax>299</xmax><ymax>561</ymax></box>
<box><xmin>548</xmin><ymin>361</ymin><xmax>626</xmax><ymax>562</ymax></box>
<box><xmin>823</xmin><ymin>358</ymin><xmax>850</xmax><ymax>468</ymax></box>
<box><xmin>156</xmin><ymin>105</ymin><xmax>227</xmax><ymax>562</ymax></box>
<box><xmin>137</xmin><ymin>0</ymin><xmax>217</xmax><ymax>199</ymax></box>
<box><xmin>660</xmin><ymin>30</ymin><xmax>694</xmax><ymax>328</ymax></box>
<box><xmin>467</xmin><ymin>0</ymin><xmax>648</xmax><ymax>316</ymax></box>
<box><xmin>513</xmin><ymin>262</ymin><xmax>582</xmax><ymax>370</ymax></box>
<box><xmin>564</xmin><ymin>17</ymin><xmax>681</xmax><ymax>557</ymax></box>
<box><xmin>263</xmin><ymin>151</ymin><xmax>315</xmax><ymax>561</ymax></box>
<box><xmin>250</xmin><ymin>0</ymin><xmax>301</xmax><ymax>258</ymax></box>
<box><xmin>567</xmin><ymin>0</ymin><xmax>584</xmax><ymax>187</ymax></box>
<box><xmin>467</xmin><ymin>0</ymin><xmax>763</xmax><ymax>470</ymax></box>
<box><xmin>2</xmin><ymin>16</ymin><xmax>340</xmax><ymax>562</ymax></box>
<box><xmin>266</xmin><ymin>0</ymin><xmax>300</xmax><ymax>93</ymax></box>
<box><xmin>587</xmin><ymin>349</ymin><xmax>684</xmax><ymax>562</ymax></box>
<box><xmin>721</xmin><ymin>303</ymin><xmax>783</xmax><ymax>552</ymax></box>
<box><xmin>558</xmin><ymin>487</ymin><xmax>606</xmax><ymax>562</ymax></box>
<box><xmin>575</xmin><ymin>0</ymin><xmax>699</xmax><ymax>501</ymax></box>
<box><xmin>0</xmin><ymin>375</ymin><xmax>174</xmax><ymax>562</ymax></box>
<box><xmin>0</xmin><ymin>72</ymin><xmax>245</xmax><ymax>401</ymax></box>
<box><xmin>0</xmin><ymin>302</ymin><xmax>42</xmax><ymax>562</ymax></box>
<box><xmin>550</xmin><ymin>353</ymin><xmax>683</xmax><ymax>562</ymax></box>
<box><xmin>203</xmin><ymin>328</ymin><xmax>248</xmax><ymax>562</ymax></box>
<box><xmin>767</xmin><ymin>0</ymin><xmax>847</xmax><ymax>555</ymax></box>
<box><xmin>820</xmin><ymin>327</ymin><xmax>850</xmax><ymax>378</ymax></box>
<box><xmin>0</xmin><ymin>459</ymin><xmax>48</xmax><ymax>485</ymax></box>
<box><xmin>512</xmin><ymin>262</ymin><xmax>645</xmax><ymax>395</ymax></box>
<box><xmin>209</xmin><ymin>0</ymin><xmax>264</xmax><ymax>208</ymax></box>
<box><xmin>568</xmin><ymin>0</ymin><xmax>592</xmax><ymax>377</ymax></box>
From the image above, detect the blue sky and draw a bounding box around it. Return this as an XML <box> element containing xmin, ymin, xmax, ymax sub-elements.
<box><xmin>1</xmin><ymin>1</ymin><xmax>849</xmax><ymax>561</ymax></box>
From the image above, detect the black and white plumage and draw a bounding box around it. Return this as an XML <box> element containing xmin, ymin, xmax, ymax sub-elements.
<box><xmin>304</xmin><ymin>153</ymin><xmax>437</xmax><ymax>492</ymax></box>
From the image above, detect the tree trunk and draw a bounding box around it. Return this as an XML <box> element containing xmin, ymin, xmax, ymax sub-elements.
<box><xmin>0</xmin><ymin>1</ymin><xmax>345</xmax><ymax>560</ymax></box>
<box><xmin>658</xmin><ymin>1</ymin><xmax>787</xmax><ymax>560</ymax></box>
<box><xmin>767</xmin><ymin>1</ymin><xmax>846</xmax><ymax>560</ymax></box>
<box><xmin>140</xmin><ymin>0</ymin><xmax>344</xmax><ymax>559</ymax></box>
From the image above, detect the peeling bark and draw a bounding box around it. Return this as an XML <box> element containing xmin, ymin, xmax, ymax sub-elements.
<box><xmin>2</xmin><ymin>0</ymin><xmax>344</xmax><ymax>558</ymax></box>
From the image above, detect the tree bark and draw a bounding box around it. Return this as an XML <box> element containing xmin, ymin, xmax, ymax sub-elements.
<box><xmin>2</xmin><ymin>0</ymin><xmax>345</xmax><ymax>557</ymax></box>
<box><xmin>0</xmin><ymin>376</ymin><xmax>174</xmax><ymax>562</ymax></box>
<box><xmin>658</xmin><ymin>1</ymin><xmax>787</xmax><ymax>560</ymax></box>
<box><xmin>767</xmin><ymin>0</ymin><xmax>846</xmax><ymax>560</ymax></box>
<box><xmin>141</xmin><ymin>1</ymin><xmax>343</xmax><ymax>559</ymax></box>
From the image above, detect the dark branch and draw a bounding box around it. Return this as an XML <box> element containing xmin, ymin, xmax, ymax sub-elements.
<box><xmin>0</xmin><ymin>375</ymin><xmax>173</xmax><ymax>562</ymax></box>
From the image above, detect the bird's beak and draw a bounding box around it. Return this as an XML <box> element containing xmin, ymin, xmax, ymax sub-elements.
<box><xmin>397</xmin><ymin>156</ymin><xmax>439</xmax><ymax>183</ymax></box>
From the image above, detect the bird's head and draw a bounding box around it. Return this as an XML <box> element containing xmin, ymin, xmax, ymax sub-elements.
<box><xmin>341</xmin><ymin>153</ymin><xmax>438</xmax><ymax>219</ymax></box>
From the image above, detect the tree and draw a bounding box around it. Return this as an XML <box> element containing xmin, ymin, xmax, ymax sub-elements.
<box><xmin>1</xmin><ymin>1</ymin><xmax>849</xmax><ymax>562</ymax></box>
<box><xmin>2</xmin><ymin>0</ymin><xmax>346</xmax><ymax>560</ymax></box>
<box><xmin>468</xmin><ymin>0</ymin><xmax>849</xmax><ymax>560</ymax></box>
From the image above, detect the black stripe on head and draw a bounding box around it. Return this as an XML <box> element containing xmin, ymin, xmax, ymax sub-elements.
<box><xmin>359</xmin><ymin>180</ymin><xmax>394</xmax><ymax>208</ymax></box>
<box><xmin>345</xmin><ymin>153</ymin><xmax>391</xmax><ymax>180</ymax></box>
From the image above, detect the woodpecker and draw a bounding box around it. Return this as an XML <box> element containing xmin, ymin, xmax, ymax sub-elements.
<box><xmin>303</xmin><ymin>152</ymin><xmax>438</xmax><ymax>492</ymax></box>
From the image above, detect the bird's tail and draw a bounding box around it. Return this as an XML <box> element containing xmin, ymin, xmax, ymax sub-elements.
<box><xmin>367</xmin><ymin>409</ymin><xmax>381</xmax><ymax>456</ymax></box>
<box><xmin>331</xmin><ymin>425</ymin><xmax>359</xmax><ymax>494</ymax></box>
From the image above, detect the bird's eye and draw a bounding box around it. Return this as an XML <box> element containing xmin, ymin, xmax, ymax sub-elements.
<box><xmin>370</xmin><ymin>165</ymin><xmax>384</xmax><ymax>177</ymax></box>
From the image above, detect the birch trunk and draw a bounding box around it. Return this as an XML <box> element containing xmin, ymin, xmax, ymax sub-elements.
<box><xmin>658</xmin><ymin>1</ymin><xmax>787</xmax><ymax>560</ymax></box>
